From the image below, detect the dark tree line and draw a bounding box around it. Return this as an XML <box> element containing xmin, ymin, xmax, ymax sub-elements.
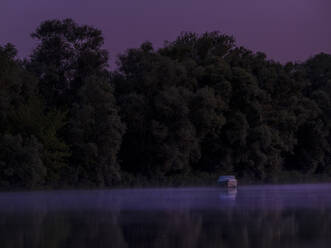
<box><xmin>1</xmin><ymin>19</ymin><xmax>331</xmax><ymax>188</ymax></box>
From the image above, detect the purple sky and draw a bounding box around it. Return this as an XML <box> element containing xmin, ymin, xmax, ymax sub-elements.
<box><xmin>1</xmin><ymin>0</ymin><xmax>330</xmax><ymax>68</ymax></box>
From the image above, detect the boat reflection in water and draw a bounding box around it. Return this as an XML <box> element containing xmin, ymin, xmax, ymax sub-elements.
<box><xmin>219</xmin><ymin>187</ymin><xmax>237</xmax><ymax>200</ymax></box>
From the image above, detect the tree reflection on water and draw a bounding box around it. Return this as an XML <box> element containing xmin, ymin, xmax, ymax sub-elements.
<box><xmin>1</xmin><ymin>185</ymin><xmax>331</xmax><ymax>248</ymax></box>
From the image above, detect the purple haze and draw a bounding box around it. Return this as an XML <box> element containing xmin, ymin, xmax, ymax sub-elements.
<box><xmin>1</xmin><ymin>0</ymin><xmax>330</xmax><ymax>68</ymax></box>
<box><xmin>1</xmin><ymin>184</ymin><xmax>331</xmax><ymax>212</ymax></box>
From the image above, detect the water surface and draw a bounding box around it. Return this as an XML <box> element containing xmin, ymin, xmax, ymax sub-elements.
<box><xmin>1</xmin><ymin>184</ymin><xmax>331</xmax><ymax>248</ymax></box>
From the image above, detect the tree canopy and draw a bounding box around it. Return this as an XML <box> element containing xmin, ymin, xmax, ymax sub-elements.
<box><xmin>1</xmin><ymin>19</ymin><xmax>331</xmax><ymax>188</ymax></box>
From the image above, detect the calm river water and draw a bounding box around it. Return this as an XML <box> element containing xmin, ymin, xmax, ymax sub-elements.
<box><xmin>1</xmin><ymin>184</ymin><xmax>331</xmax><ymax>248</ymax></box>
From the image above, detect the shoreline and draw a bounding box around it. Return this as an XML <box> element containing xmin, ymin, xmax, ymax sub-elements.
<box><xmin>1</xmin><ymin>175</ymin><xmax>331</xmax><ymax>192</ymax></box>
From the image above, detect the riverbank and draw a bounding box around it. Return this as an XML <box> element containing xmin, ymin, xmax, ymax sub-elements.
<box><xmin>2</xmin><ymin>171</ymin><xmax>331</xmax><ymax>192</ymax></box>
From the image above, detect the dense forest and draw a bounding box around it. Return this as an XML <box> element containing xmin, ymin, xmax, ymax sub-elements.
<box><xmin>1</xmin><ymin>19</ymin><xmax>331</xmax><ymax>188</ymax></box>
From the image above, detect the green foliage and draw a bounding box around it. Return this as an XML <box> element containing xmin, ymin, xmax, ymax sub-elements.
<box><xmin>28</xmin><ymin>19</ymin><xmax>125</xmax><ymax>186</ymax></box>
<box><xmin>116</xmin><ymin>32</ymin><xmax>331</xmax><ymax>182</ymax></box>
<box><xmin>0</xmin><ymin>134</ymin><xmax>45</xmax><ymax>188</ymax></box>
<box><xmin>0</xmin><ymin>43</ymin><xmax>70</xmax><ymax>187</ymax></box>
<box><xmin>1</xmin><ymin>20</ymin><xmax>331</xmax><ymax>188</ymax></box>
<box><xmin>67</xmin><ymin>76</ymin><xmax>125</xmax><ymax>186</ymax></box>
<box><xmin>9</xmin><ymin>98</ymin><xmax>70</xmax><ymax>184</ymax></box>
<box><xmin>29</xmin><ymin>18</ymin><xmax>109</xmax><ymax>107</ymax></box>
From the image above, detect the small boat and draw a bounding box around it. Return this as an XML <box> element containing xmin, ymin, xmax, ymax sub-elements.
<box><xmin>217</xmin><ymin>175</ymin><xmax>238</xmax><ymax>188</ymax></box>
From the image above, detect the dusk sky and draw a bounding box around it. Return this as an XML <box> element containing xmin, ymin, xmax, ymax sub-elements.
<box><xmin>1</xmin><ymin>0</ymin><xmax>330</xmax><ymax>67</ymax></box>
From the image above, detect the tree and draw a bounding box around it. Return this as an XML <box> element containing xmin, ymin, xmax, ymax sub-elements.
<box><xmin>29</xmin><ymin>18</ymin><xmax>108</xmax><ymax>107</ymax></box>
<box><xmin>9</xmin><ymin>98</ymin><xmax>70</xmax><ymax>184</ymax></box>
<box><xmin>0</xmin><ymin>134</ymin><xmax>45</xmax><ymax>188</ymax></box>
<box><xmin>29</xmin><ymin>19</ymin><xmax>125</xmax><ymax>186</ymax></box>
<box><xmin>0</xmin><ymin>43</ymin><xmax>69</xmax><ymax>187</ymax></box>
<box><xmin>67</xmin><ymin>76</ymin><xmax>125</xmax><ymax>186</ymax></box>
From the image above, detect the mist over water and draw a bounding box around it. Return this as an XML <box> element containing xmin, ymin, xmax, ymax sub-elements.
<box><xmin>1</xmin><ymin>184</ymin><xmax>331</xmax><ymax>247</ymax></box>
